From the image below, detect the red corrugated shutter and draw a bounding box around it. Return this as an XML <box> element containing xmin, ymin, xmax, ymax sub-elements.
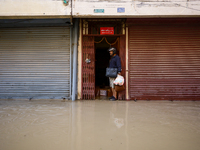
<box><xmin>129</xmin><ymin>22</ymin><xmax>200</xmax><ymax>100</ymax></box>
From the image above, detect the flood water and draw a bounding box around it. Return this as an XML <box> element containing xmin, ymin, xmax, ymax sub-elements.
<box><xmin>0</xmin><ymin>100</ymin><xmax>200</xmax><ymax>150</ymax></box>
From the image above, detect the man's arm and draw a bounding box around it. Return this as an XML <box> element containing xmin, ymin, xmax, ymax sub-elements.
<box><xmin>116</xmin><ymin>56</ymin><xmax>121</xmax><ymax>74</ymax></box>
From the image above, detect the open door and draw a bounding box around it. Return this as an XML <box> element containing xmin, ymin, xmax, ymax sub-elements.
<box><xmin>118</xmin><ymin>35</ymin><xmax>126</xmax><ymax>100</ymax></box>
<box><xmin>82</xmin><ymin>36</ymin><xmax>95</xmax><ymax>99</ymax></box>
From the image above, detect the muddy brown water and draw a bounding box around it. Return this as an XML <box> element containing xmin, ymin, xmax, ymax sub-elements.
<box><xmin>0</xmin><ymin>100</ymin><xmax>200</xmax><ymax>150</ymax></box>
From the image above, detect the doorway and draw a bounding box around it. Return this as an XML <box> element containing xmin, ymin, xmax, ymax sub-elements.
<box><xmin>95</xmin><ymin>36</ymin><xmax>119</xmax><ymax>99</ymax></box>
<box><xmin>81</xmin><ymin>19</ymin><xmax>126</xmax><ymax>100</ymax></box>
<box><xmin>81</xmin><ymin>35</ymin><xmax>125</xmax><ymax>100</ymax></box>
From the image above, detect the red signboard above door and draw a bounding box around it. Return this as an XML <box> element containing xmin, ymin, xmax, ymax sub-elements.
<box><xmin>100</xmin><ymin>27</ymin><xmax>114</xmax><ymax>35</ymax></box>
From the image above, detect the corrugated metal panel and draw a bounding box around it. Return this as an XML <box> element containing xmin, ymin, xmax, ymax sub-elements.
<box><xmin>0</xmin><ymin>27</ymin><xmax>71</xmax><ymax>99</ymax></box>
<box><xmin>129</xmin><ymin>24</ymin><xmax>200</xmax><ymax>100</ymax></box>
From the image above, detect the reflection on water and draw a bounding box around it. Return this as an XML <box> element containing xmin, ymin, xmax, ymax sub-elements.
<box><xmin>0</xmin><ymin>100</ymin><xmax>200</xmax><ymax>150</ymax></box>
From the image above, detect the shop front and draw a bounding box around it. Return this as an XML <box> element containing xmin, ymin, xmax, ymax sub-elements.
<box><xmin>0</xmin><ymin>19</ymin><xmax>72</xmax><ymax>99</ymax></box>
<box><xmin>79</xmin><ymin>19</ymin><xmax>126</xmax><ymax>100</ymax></box>
<box><xmin>127</xmin><ymin>18</ymin><xmax>200</xmax><ymax>100</ymax></box>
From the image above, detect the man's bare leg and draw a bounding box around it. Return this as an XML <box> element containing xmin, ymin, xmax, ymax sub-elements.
<box><xmin>112</xmin><ymin>88</ymin><xmax>117</xmax><ymax>99</ymax></box>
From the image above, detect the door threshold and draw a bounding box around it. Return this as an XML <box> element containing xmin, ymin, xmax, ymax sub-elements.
<box><xmin>95</xmin><ymin>96</ymin><xmax>110</xmax><ymax>100</ymax></box>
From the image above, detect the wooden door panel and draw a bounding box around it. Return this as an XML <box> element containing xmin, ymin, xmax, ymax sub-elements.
<box><xmin>118</xmin><ymin>35</ymin><xmax>126</xmax><ymax>100</ymax></box>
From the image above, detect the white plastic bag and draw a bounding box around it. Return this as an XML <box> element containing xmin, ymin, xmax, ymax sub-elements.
<box><xmin>113</xmin><ymin>75</ymin><xmax>124</xmax><ymax>86</ymax></box>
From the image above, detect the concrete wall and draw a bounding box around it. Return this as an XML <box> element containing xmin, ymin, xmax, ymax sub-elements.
<box><xmin>0</xmin><ymin>0</ymin><xmax>71</xmax><ymax>18</ymax></box>
<box><xmin>1</xmin><ymin>0</ymin><xmax>199</xmax><ymax>18</ymax></box>
<box><xmin>73</xmin><ymin>0</ymin><xmax>200</xmax><ymax>17</ymax></box>
<box><xmin>77</xmin><ymin>20</ymin><xmax>82</xmax><ymax>100</ymax></box>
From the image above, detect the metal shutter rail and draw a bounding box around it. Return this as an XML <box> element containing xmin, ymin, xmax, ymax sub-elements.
<box><xmin>0</xmin><ymin>27</ymin><xmax>71</xmax><ymax>99</ymax></box>
<box><xmin>129</xmin><ymin>25</ymin><xmax>200</xmax><ymax>100</ymax></box>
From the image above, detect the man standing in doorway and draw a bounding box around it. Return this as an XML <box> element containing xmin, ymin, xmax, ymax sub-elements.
<box><xmin>108</xmin><ymin>47</ymin><xmax>121</xmax><ymax>101</ymax></box>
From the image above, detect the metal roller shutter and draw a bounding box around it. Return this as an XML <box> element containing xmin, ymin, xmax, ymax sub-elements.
<box><xmin>129</xmin><ymin>23</ymin><xmax>200</xmax><ymax>100</ymax></box>
<box><xmin>0</xmin><ymin>27</ymin><xmax>71</xmax><ymax>99</ymax></box>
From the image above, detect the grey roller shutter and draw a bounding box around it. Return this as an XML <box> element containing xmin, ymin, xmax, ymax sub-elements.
<box><xmin>0</xmin><ymin>27</ymin><xmax>71</xmax><ymax>99</ymax></box>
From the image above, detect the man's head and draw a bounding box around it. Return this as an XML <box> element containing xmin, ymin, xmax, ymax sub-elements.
<box><xmin>108</xmin><ymin>47</ymin><xmax>117</xmax><ymax>56</ymax></box>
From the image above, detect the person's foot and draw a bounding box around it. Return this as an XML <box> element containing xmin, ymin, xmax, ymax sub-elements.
<box><xmin>109</xmin><ymin>96</ymin><xmax>114</xmax><ymax>100</ymax></box>
<box><xmin>110</xmin><ymin>97</ymin><xmax>117</xmax><ymax>101</ymax></box>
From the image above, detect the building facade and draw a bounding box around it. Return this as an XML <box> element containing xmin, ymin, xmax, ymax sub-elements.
<box><xmin>0</xmin><ymin>0</ymin><xmax>74</xmax><ymax>100</ymax></box>
<box><xmin>0</xmin><ymin>0</ymin><xmax>200</xmax><ymax>100</ymax></box>
<box><xmin>73</xmin><ymin>0</ymin><xmax>200</xmax><ymax>100</ymax></box>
